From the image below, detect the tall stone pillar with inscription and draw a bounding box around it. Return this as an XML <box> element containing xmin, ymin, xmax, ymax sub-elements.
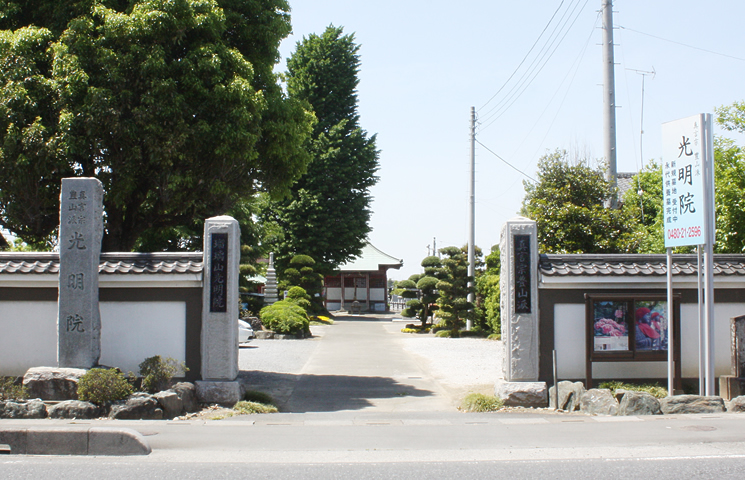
<box><xmin>499</xmin><ymin>217</ymin><xmax>539</xmax><ymax>381</ymax></box>
<box><xmin>495</xmin><ymin>217</ymin><xmax>545</xmax><ymax>406</ymax></box>
<box><xmin>197</xmin><ymin>216</ymin><xmax>241</xmax><ymax>404</ymax></box>
<box><xmin>58</xmin><ymin>178</ymin><xmax>104</xmax><ymax>368</ymax></box>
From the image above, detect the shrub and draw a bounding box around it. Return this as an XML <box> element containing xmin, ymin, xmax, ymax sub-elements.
<box><xmin>460</xmin><ymin>393</ymin><xmax>503</xmax><ymax>412</ymax></box>
<box><xmin>139</xmin><ymin>356</ymin><xmax>188</xmax><ymax>393</ymax></box>
<box><xmin>233</xmin><ymin>400</ymin><xmax>278</xmax><ymax>414</ymax></box>
<box><xmin>260</xmin><ymin>300</ymin><xmax>310</xmax><ymax>335</ymax></box>
<box><xmin>77</xmin><ymin>368</ymin><xmax>133</xmax><ymax>405</ymax></box>
<box><xmin>243</xmin><ymin>390</ymin><xmax>274</xmax><ymax>405</ymax></box>
<box><xmin>401</xmin><ymin>327</ymin><xmax>431</xmax><ymax>334</ymax></box>
<box><xmin>435</xmin><ymin>329</ymin><xmax>453</xmax><ymax>338</ymax></box>
<box><xmin>0</xmin><ymin>377</ymin><xmax>29</xmax><ymax>400</ymax></box>
<box><xmin>599</xmin><ymin>381</ymin><xmax>668</xmax><ymax>399</ymax></box>
<box><xmin>487</xmin><ymin>333</ymin><xmax>502</xmax><ymax>341</ymax></box>
<box><xmin>285</xmin><ymin>286</ymin><xmax>312</xmax><ymax>313</ymax></box>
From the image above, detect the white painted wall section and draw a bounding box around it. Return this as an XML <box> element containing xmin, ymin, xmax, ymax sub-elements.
<box><xmin>0</xmin><ymin>301</ymin><xmax>57</xmax><ymax>376</ymax></box>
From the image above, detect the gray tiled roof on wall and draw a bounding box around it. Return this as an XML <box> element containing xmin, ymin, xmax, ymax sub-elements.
<box><xmin>0</xmin><ymin>252</ymin><xmax>203</xmax><ymax>275</ymax></box>
<box><xmin>540</xmin><ymin>254</ymin><xmax>745</xmax><ymax>277</ymax></box>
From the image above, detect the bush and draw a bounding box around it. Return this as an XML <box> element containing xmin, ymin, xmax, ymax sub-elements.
<box><xmin>599</xmin><ymin>381</ymin><xmax>668</xmax><ymax>399</ymax></box>
<box><xmin>285</xmin><ymin>286</ymin><xmax>312</xmax><ymax>313</ymax></box>
<box><xmin>0</xmin><ymin>377</ymin><xmax>29</xmax><ymax>400</ymax></box>
<box><xmin>487</xmin><ymin>333</ymin><xmax>502</xmax><ymax>341</ymax></box>
<box><xmin>260</xmin><ymin>300</ymin><xmax>310</xmax><ymax>335</ymax></box>
<box><xmin>435</xmin><ymin>329</ymin><xmax>453</xmax><ymax>338</ymax></box>
<box><xmin>233</xmin><ymin>400</ymin><xmax>278</xmax><ymax>414</ymax></box>
<box><xmin>243</xmin><ymin>390</ymin><xmax>274</xmax><ymax>405</ymax></box>
<box><xmin>139</xmin><ymin>356</ymin><xmax>188</xmax><ymax>393</ymax></box>
<box><xmin>401</xmin><ymin>327</ymin><xmax>431</xmax><ymax>334</ymax></box>
<box><xmin>77</xmin><ymin>368</ymin><xmax>134</xmax><ymax>405</ymax></box>
<box><xmin>460</xmin><ymin>393</ymin><xmax>503</xmax><ymax>412</ymax></box>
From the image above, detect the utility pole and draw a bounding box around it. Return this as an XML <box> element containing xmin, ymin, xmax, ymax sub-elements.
<box><xmin>433</xmin><ymin>237</ymin><xmax>437</xmax><ymax>257</ymax></box>
<box><xmin>467</xmin><ymin>106</ymin><xmax>476</xmax><ymax>331</ymax></box>
<box><xmin>602</xmin><ymin>0</ymin><xmax>618</xmax><ymax>209</ymax></box>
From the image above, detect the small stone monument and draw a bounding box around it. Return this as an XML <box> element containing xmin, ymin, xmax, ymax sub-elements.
<box><xmin>719</xmin><ymin>315</ymin><xmax>745</xmax><ymax>400</ymax></box>
<box><xmin>264</xmin><ymin>253</ymin><xmax>279</xmax><ymax>305</ymax></box>
<box><xmin>57</xmin><ymin>178</ymin><xmax>104</xmax><ymax>368</ymax></box>
<box><xmin>197</xmin><ymin>216</ymin><xmax>241</xmax><ymax>404</ymax></box>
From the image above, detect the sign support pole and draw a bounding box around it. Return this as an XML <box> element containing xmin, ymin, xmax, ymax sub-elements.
<box><xmin>697</xmin><ymin>245</ymin><xmax>705</xmax><ymax>394</ymax></box>
<box><xmin>702</xmin><ymin>113</ymin><xmax>716</xmax><ymax>396</ymax></box>
<box><xmin>666</xmin><ymin>247</ymin><xmax>674</xmax><ymax>395</ymax></box>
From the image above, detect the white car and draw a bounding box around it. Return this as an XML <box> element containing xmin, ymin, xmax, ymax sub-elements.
<box><xmin>239</xmin><ymin>320</ymin><xmax>255</xmax><ymax>343</ymax></box>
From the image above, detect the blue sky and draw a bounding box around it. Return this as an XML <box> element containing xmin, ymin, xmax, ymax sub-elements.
<box><xmin>279</xmin><ymin>1</ymin><xmax>745</xmax><ymax>279</ymax></box>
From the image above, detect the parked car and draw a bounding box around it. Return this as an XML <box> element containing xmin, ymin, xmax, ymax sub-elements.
<box><xmin>239</xmin><ymin>319</ymin><xmax>255</xmax><ymax>343</ymax></box>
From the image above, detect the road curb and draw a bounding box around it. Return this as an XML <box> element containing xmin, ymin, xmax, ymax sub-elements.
<box><xmin>0</xmin><ymin>427</ymin><xmax>151</xmax><ymax>455</ymax></box>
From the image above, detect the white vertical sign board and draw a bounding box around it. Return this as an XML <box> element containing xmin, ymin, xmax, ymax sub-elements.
<box><xmin>662</xmin><ymin>115</ymin><xmax>707</xmax><ymax>248</ymax></box>
<box><xmin>661</xmin><ymin>113</ymin><xmax>716</xmax><ymax>395</ymax></box>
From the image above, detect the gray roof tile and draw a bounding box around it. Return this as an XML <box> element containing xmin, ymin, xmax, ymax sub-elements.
<box><xmin>540</xmin><ymin>254</ymin><xmax>745</xmax><ymax>277</ymax></box>
<box><xmin>0</xmin><ymin>252</ymin><xmax>203</xmax><ymax>275</ymax></box>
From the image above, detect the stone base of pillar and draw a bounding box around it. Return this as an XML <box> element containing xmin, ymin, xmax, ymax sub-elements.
<box><xmin>195</xmin><ymin>380</ymin><xmax>241</xmax><ymax>405</ymax></box>
<box><xmin>495</xmin><ymin>380</ymin><xmax>548</xmax><ymax>408</ymax></box>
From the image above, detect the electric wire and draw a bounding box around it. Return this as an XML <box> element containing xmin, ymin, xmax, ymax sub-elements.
<box><xmin>475</xmin><ymin>139</ymin><xmax>537</xmax><ymax>183</ymax></box>
<box><xmin>477</xmin><ymin>0</ymin><xmax>568</xmax><ymax>113</ymax></box>
<box><xmin>617</xmin><ymin>25</ymin><xmax>745</xmax><ymax>62</ymax></box>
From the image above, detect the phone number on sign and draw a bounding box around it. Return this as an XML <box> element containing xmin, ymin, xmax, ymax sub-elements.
<box><xmin>667</xmin><ymin>225</ymin><xmax>702</xmax><ymax>240</ymax></box>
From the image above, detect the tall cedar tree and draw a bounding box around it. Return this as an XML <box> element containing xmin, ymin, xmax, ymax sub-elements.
<box><xmin>266</xmin><ymin>25</ymin><xmax>379</xmax><ymax>274</ymax></box>
<box><xmin>0</xmin><ymin>0</ymin><xmax>314</xmax><ymax>250</ymax></box>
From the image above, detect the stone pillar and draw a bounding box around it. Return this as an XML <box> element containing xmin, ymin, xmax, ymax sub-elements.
<box><xmin>57</xmin><ymin>178</ymin><xmax>104</xmax><ymax>368</ymax></box>
<box><xmin>197</xmin><ymin>216</ymin><xmax>240</xmax><ymax>404</ymax></box>
<box><xmin>500</xmin><ymin>216</ymin><xmax>540</xmax><ymax>382</ymax></box>
<box><xmin>264</xmin><ymin>253</ymin><xmax>279</xmax><ymax>306</ymax></box>
<box><xmin>720</xmin><ymin>315</ymin><xmax>745</xmax><ymax>400</ymax></box>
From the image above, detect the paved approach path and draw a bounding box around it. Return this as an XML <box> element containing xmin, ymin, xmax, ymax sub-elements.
<box><xmin>239</xmin><ymin>315</ymin><xmax>460</xmax><ymax>413</ymax></box>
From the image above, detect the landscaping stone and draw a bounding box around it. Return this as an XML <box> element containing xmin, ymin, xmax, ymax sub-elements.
<box><xmin>22</xmin><ymin>367</ymin><xmax>87</xmax><ymax>400</ymax></box>
<box><xmin>196</xmin><ymin>380</ymin><xmax>241</xmax><ymax>405</ymax></box>
<box><xmin>48</xmin><ymin>400</ymin><xmax>100</xmax><ymax>419</ymax></box>
<box><xmin>727</xmin><ymin>395</ymin><xmax>745</xmax><ymax>412</ymax></box>
<box><xmin>109</xmin><ymin>393</ymin><xmax>163</xmax><ymax>420</ymax></box>
<box><xmin>0</xmin><ymin>399</ymin><xmax>47</xmax><ymax>419</ymax></box>
<box><xmin>659</xmin><ymin>395</ymin><xmax>726</xmax><ymax>414</ymax></box>
<box><xmin>579</xmin><ymin>388</ymin><xmax>619</xmax><ymax>415</ymax></box>
<box><xmin>172</xmin><ymin>382</ymin><xmax>200</xmax><ymax>413</ymax></box>
<box><xmin>495</xmin><ymin>380</ymin><xmax>547</xmax><ymax>407</ymax></box>
<box><xmin>618</xmin><ymin>391</ymin><xmax>661</xmax><ymax>416</ymax></box>
<box><xmin>548</xmin><ymin>381</ymin><xmax>585</xmax><ymax>411</ymax></box>
<box><xmin>154</xmin><ymin>390</ymin><xmax>183</xmax><ymax>419</ymax></box>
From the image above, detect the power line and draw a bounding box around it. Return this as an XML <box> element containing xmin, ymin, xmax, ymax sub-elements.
<box><xmin>475</xmin><ymin>139</ymin><xmax>538</xmax><ymax>183</ymax></box>
<box><xmin>618</xmin><ymin>25</ymin><xmax>745</xmax><ymax>62</ymax></box>
<box><xmin>478</xmin><ymin>0</ymin><xmax>569</xmax><ymax>113</ymax></box>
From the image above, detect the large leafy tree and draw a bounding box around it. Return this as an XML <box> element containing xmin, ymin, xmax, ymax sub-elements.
<box><xmin>0</xmin><ymin>0</ymin><xmax>313</xmax><ymax>250</ymax></box>
<box><xmin>474</xmin><ymin>245</ymin><xmax>500</xmax><ymax>335</ymax></box>
<box><xmin>521</xmin><ymin>150</ymin><xmax>640</xmax><ymax>254</ymax></box>
<box><xmin>263</xmin><ymin>25</ymin><xmax>379</xmax><ymax>274</ymax></box>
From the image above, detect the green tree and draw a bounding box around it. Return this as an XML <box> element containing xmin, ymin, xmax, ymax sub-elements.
<box><xmin>400</xmin><ymin>255</ymin><xmax>442</xmax><ymax>327</ymax></box>
<box><xmin>621</xmin><ymin>162</ymin><xmax>666</xmax><ymax>253</ymax></box>
<box><xmin>281</xmin><ymin>254</ymin><xmax>324</xmax><ymax>313</ymax></box>
<box><xmin>263</xmin><ymin>25</ymin><xmax>379</xmax><ymax>274</ymax></box>
<box><xmin>0</xmin><ymin>0</ymin><xmax>314</xmax><ymax>251</ymax></box>
<box><xmin>521</xmin><ymin>150</ymin><xmax>640</xmax><ymax>254</ymax></box>
<box><xmin>475</xmin><ymin>245</ymin><xmax>500</xmax><ymax>335</ymax></box>
<box><xmin>436</xmin><ymin>246</ymin><xmax>474</xmax><ymax>336</ymax></box>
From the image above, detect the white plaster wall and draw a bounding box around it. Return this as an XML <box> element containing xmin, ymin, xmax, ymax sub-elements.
<box><xmin>555</xmin><ymin>302</ymin><xmax>745</xmax><ymax>380</ymax></box>
<box><xmin>100</xmin><ymin>302</ymin><xmax>186</xmax><ymax>375</ymax></box>
<box><xmin>0</xmin><ymin>301</ymin><xmax>57</xmax><ymax>376</ymax></box>
<box><xmin>326</xmin><ymin>287</ymin><xmax>342</xmax><ymax>301</ymax></box>
<box><xmin>326</xmin><ymin>302</ymin><xmax>341</xmax><ymax>311</ymax></box>
<box><xmin>370</xmin><ymin>288</ymin><xmax>385</xmax><ymax>301</ymax></box>
<box><xmin>344</xmin><ymin>287</ymin><xmax>367</xmax><ymax>301</ymax></box>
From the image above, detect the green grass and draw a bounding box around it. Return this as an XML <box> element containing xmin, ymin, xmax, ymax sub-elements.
<box><xmin>233</xmin><ymin>400</ymin><xmax>279</xmax><ymax>414</ymax></box>
<box><xmin>460</xmin><ymin>393</ymin><xmax>504</xmax><ymax>412</ymax></box>
<box><xmin>242</xmin><ymin>390</ymin><xmax>275</xmax><ymax>405</ymax></box>
<box><xmin>598</xmin><ymin>381</ymin><xmax>668</xmax><ymax>399</ymax></box>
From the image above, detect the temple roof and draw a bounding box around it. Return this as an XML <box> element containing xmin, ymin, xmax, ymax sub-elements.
<box><xmin>337</xmin><ymin>243</ymin><xmax>403</xmax><ymax>273</ymax></box>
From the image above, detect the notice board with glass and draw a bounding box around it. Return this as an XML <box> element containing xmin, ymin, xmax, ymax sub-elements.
<box><xmin>584</xmin><ymin>294</ymin><xmax>681</xmax><ymax>389</ymax></box>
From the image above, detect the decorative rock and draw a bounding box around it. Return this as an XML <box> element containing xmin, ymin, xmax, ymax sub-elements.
<box><xmin>109</xmin><ymin>393</ymin><xmax>163</xmax><ymax>420</ymax></box>
<box><xmin>22</xmin><ymin>367</ymin><xmax>87</xmax><ymax>400</ymax></box>
<box><xmin>48</xmin><ymin>400</ymin><xmax>100</xmax><ymax>419</ymax></box>
<box><xmin>196</xmin><ymin>380</ymin><xmax>241</xmax><ymax>405</ymax></box>
<box><xmin>727</xmin><ymin>395</ymin><xmax>745</xmax><ymax>413</ymax></box>
<box><xmin>549</xmin><ymin>381</ymin><xmax>585</xmax><ymax>411</ymax></box>
<box><xmin>659</xmin><ymin>395</ymin><xmax>726</xmax><ymax>414</ymax></box>
<box><xmin>618</xmin><ymin>391</ymin><xmax>661</xmax><ymax>416</ymax></box>
<box><xmin>494</xmin><ymin>381</ymin><xmax>548</xmax><ymax>407</ymax></box>
<box><xmin>154</xmin><ymin>390</ymin><xmax>183</xmax><ymax>419</ymax></box>
<box><xmin>172</xmin><ymin>382</ymin><xmax>200</xmax><ymax>413</ymax></box>
<box><xmin>0</xmin><ymin>399</ymin><xmax>47</xmax><ymax>419</ymax></box>
<box><xmin>579</xmin><ymin>388</ymin><xmax>619</xmax><ymax>415</ymax></box>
